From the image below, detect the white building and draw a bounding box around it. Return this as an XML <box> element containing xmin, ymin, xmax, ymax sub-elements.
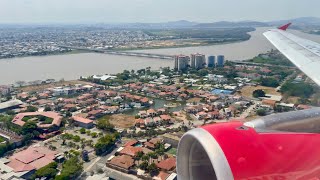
<box><xmin>93</xmin><ymin>74</ymin><xmax>117</xmax><ymax>81</ymax></box>
<box><xmin>174</xmin><ymin>55</ymin><xmax>189</xmax><ymax>71</ymax></box>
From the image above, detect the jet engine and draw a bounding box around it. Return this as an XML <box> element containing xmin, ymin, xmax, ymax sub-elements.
<box><xmin>177</xmin><ymin>108</ymin><xmax>320</xmax><ymax>180</ymax></box>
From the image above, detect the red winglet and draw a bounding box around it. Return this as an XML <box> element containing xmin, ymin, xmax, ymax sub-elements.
<box><xmin>278</xmin><ymin>23</ymin><xmax>292</xmax><ymax>31</ymax></box>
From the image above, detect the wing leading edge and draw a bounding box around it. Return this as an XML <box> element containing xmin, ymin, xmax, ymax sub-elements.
<box><xmin>263</xmin><ymin>24</ymin><xmax>320</xmax><ymax>86</ymax></box>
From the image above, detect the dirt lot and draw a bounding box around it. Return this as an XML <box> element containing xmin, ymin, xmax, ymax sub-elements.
<box><xmin>18</xmin><ymin>80</ymin><xmax>94</xmax><ymax>92</ymax></box>
<box><xmin>239</xmin><ymin>85</ymin><xmax>281</xmax><ymax>98</ymax></box>
<box><xmin>173</xmin><ymin>111</ymin><xmax>191</xmax><ymax>122</ymax></box>
<box><xmin>187</xmin><ymin>98</ymin><xmax>202</xmax><ymax>103</ymax></box>
<box><xmin>285</xmin><ymin>96</ymin><xmax>300</xmax><ymax>104</ymax></box>
<box><xmin>108</xmin><ymin>114</ymin><xmax>136</xmax><ymax>129</ymax></box>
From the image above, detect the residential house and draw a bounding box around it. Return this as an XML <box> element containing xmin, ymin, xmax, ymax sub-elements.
<box><xmin>72</xmin><ymin>116</ymin><xmax>94</xmax><ymax>129</ymax></box>
<box><xmin>156</xmin><ymin>157</ymin><xmax>176</xmax><ymax>171</ymax></box>
<box><xmin>108</xmin><ymin>155</ymin><xmax>135</xmax><ymax>173</ymax></box>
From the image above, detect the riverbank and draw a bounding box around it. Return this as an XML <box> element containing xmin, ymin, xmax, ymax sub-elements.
<box><xmin>0</xmin><ymin>49</ymin><xmax>90</xmax><ymax>60</ymax></box>
<box><xmin>114</xmin><ymin>38</ymin><xmax>248</xmax><ymax>51</ymax></box>
<box><xmin>2</xmin><ymin>27</ymin><xmax>320</xmax><ymax>85</ymax></box>
<box><xmin>0</xmin><ymin>53</ymin><xmax>173</xmax><ymax>85</ymax></box>
<box><xmin>0</xmin><ymin>38</ymin><xmax>248</xmax><ymax>60</ymax></box>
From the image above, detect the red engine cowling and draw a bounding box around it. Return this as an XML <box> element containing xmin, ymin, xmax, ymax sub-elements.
<box><xmin>177</xmin><ymin>108</ymin><xmax>320</xmax><ymax>180</ymax></box>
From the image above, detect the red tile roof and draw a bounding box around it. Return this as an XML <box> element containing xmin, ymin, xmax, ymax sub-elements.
<box><xmin>160</xmin><ymin>115</ymin><xmax>171</xmax><ymax>121</ymax></box>
<box><xmin>147</xmin><ymin>109</ymin><xmax>156</xmax><ymax>114</ymax></box>
<box><xmin>88</xmin><ymin>109</ymin><xmax>102</xmax><ymax>115</ymax></box>
<box><xmin>140</xmin><ymin>97</ymin><xmax>149</xmax><ymax>103</ymax></box>
<box><xmin>12</xmin><ymin>112</ymin><xmax>62</xmax><ymax>128</ymax></box>
<box><xmin>72</xmin><ymin>116</ymin><xmax>93</xmax><ymax>124</ymax></box>
<box><xmin>144</xmin><ymin>142</ymin><xmax>155</xmax><ymax>149</ymax></box>
<box><xmin>119</xmin><ymin>146</ymin><xmax>143</xmax><ymax>157</ymax></box>
<box><xmin>149</xmin><ymin>138</ymin><xmax>162</xmax><ymax>145</ymax></box>
<box><xmin>157</xmin><ymin>171</ymin><xmax>170</xmax><ymax>180</ymax></box>
<box><xmin>124</xmin><ymin>140</ymin><xmax>138</xmax><ymax>147</ymax></box>
<box><xmin>7</xmin><ymin>146</ymin><xmax>58</xmax><ymax>172</ymax></box>
<box><xmin>109</xmin><ymin>155</ymin><xmax>134</xmax><ymax>170</ymax></box>
<box><xmin>156</xmin><ymin>157</ymin><xmax>176</xmax><ymax>171</ymax></box>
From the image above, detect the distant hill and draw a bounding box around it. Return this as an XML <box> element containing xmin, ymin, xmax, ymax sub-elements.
<box><xmin>94</xmin><ymin>17</ymin><xmax>320</xmax><ymax>29</ymax></box>
<box><xmin>268</xmin><ymin>17</ymin><xmax>320</xmax><ymax>28</ymax></box>
<box><xmin>109</xmin><ymin>20</ymin><xmax>198</xmax><ymax>29</ymax></box>
<box><xmin>166</xmin><ymin>20</ymin><xmax>198</xmax><ymax>27</ymax></box>
<box><xmin>194</xmin><ymin>21</ymin><xmax>268</xmax><ymax>28</ymax></box>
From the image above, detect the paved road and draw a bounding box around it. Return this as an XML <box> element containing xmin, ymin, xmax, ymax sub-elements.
<box><xmin>240</xmin><ymin>101</ymin><xmax>259</xmax><ymax>119</ymax></box>
<box><xmin>85</xmin><ymin>145</ymin><xmax>120</xmax><ymax>172</ymax></box>
<box><xmin>85</xmin><ymin>156</ymin><xmax>102</xmax><ymax>172</ymax></box>
<box><xmin>104</xmin><ymin>165</ymin><xmax>141</xmax><ymax>180</ymax></box>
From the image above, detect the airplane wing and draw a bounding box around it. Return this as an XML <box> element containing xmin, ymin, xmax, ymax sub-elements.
<box><xmin>177</xmin><ymin>24</ymin><xmax>320</xmax><ymax>180</ymax></box>
<box><xmin>263</xmin><ymin>23</ymin><xmax>320</xmax><ymax>86</ymax></box>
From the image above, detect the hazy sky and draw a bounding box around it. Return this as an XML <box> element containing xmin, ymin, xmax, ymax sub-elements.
<box><xmin>0</xmin><ymin>0</ymin><xmax>319</xmax><ymax>24</ymax></box>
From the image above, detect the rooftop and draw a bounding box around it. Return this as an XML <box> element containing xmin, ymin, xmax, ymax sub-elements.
<box><xmin>119</xmin><ymin>146</ymin><xmax>142</xmax><ymax>157</ymax></box>
<box><xmin>6</xmin><ymin>146</ymin><xmax>58</xmax><ymax>173</ymax></box>
<box><xmin>12</xmin><ymin>112</ymin><xmax>62</xmax><ymax>128</ymax></box>
<box><xmin>0</xmin><ymin>100</ymin><xmax>23</xmax><ymax>110</ymax></box>
<box><xmin>109</xmin><ymin>155</ymin><xmax>134</xmax><ymax>170</ymax></box>
<box><xmin>156</xmin><ymin>157</ymin><xmax>176</xmax><ymax>171</ymax></box>
<box><xmin>72</xmin><ymin>116</ymin><xmax>93</xmax><ymax>124</ymax></box>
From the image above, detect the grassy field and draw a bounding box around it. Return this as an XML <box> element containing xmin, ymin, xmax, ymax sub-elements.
<box><xmin>18</xmin><ymin>80</ymin><xmax>93</xmax><ymax>92</ymax></box>
<box><xmin>167</xmin><ymin>148</ymin><xmax>177</xmax><ymax>156</ymax></box>
<box><xmin>102</xmin><ymin>114</ymin><xmax>136</xmax><ymax>129</ymax></box>
<box><xmin>239</xmin><ymin>85</ymin><xmax>281</xmax><ymax>98</ymax></box>
<box><xmin>22</xmin><ymin>115</ymin><xmax>53</xmax><ymax>124</ymax></box>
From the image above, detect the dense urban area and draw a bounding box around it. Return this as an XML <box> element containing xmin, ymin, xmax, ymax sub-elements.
<box><xmin>0</xmin><ymin>26</ymin><xmax>253</xmax><ymax>59</ymax></box>
<box><xmin>0</xmin><ymin>46</ymin><xmax>319</xmax><ymax>179</ymax></box>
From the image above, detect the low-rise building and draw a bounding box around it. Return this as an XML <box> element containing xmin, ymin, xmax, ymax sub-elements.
<box><xmin>107</xmin><ymin>155</ymin><xmax>134</xmax><ymax>173</ymax></box>
<box><xmin>72</xmin><ymin>116</ymin><xmax>94</xmax><ymax>129</ymax></box>
<box><xmin>0</xmin><ymin>146</ymin><xmax>58</xmax><ymax>179</ymax></box>
<box><xmin>12</xmin><ymin>112</ymin><xmax>62</xmax><ymax>130</ymax></box>
<box><xmin>0</xmin><ymin>100</ymin><xmax>23</xmax><ymax>113</ymax></box>
<box><xmin>156</xmin><ymin>157</ymin><xmax>176</xmax><ymax>171</ymax></box>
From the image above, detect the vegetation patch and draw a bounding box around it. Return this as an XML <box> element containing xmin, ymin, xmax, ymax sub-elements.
<box><xmin>22</xmin><ymin>115</ymin><xmax>53</xmax><ymax>124</ymax></box>
<box><xmin>281</xmin><ymin>82</ymin><xmax>315</xmax><ymax>98</ymax></box>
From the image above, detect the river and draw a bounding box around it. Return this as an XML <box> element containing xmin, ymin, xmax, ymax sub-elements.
<box><xmin>132</xmin><ymin>27</ymin><xmax>320</xmax><ymax>60</ymax></box>
<box><xmin>1</xmin><ymin>27</ymin><xmax>320</xmax><ymax>85</ymax></box>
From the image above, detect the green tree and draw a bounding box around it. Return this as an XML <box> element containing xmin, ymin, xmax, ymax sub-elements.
<box><xmin>257</xmin><ymin>109</ymin><xmax>267</xmax><ymax>116</ymax></box>
<box><xmin>148</xmin><ymin>163</ymin><xmax>159</xmax><ymax>176</ymax></box>
<box><xmin>32</xmin><ymin>162</ymin><xmax>58</xmax><ymax>179</ymax></box>
<box><xmin>94</xmin><ymin>133</ymin><xmax>119</xmax><ymax>155</ymax></box>
<box><xmin>96</xmin><ymin>117</ymin><xmax>115</xmax><ymax>132</ymax></box>
<box><xmin>22</xmin><ymin>121</ymin><xmax>38</xmax><ymax>135</ymax></box>
<box><xmin>55</xmin><ymin>157</ymin><xmax>83</xmax><ymax>180</ymax></box>
<box><xmin>139</xmin><ymin>161</ymin><xmax>149</xmax><ymax>170</ymax></box>
<box><xmin>135</xmin><ymin>151</ymin><xmax>144</xmax><ymax>160</ymax></box>
<box><xmin>281</xmin><ymin>82</ymin><xmax>315</xmax><ymax>98</ymax></box>
<box><xmin>72</xmin><ymin>135</ymin><xmax>81</xmax><ymax>142</ymax></box>
<box><xmin>141</xmin><ymin>155</ymin><xmax>149</xmax><ymax>161</ymax></box>
<box><xmin>5</xmin><ymin>110</ymin><xmax>15</xmax><ymax>115</ymax></box>
<box><xmin>26</xmin><ymin>106</ymin><xmax>38</xmax><ymax>112</ymax></box>
<box><xmin>260</xmin><ymin>78</ymin><xmax>279</xmax><ymax>87</ymax></box>
<box><xmin>44</xmin><ymin>106</ymin><xmax>52</xmax><ymax>112</ymax></box>
<box><xmin>79</xmin><ymin>128</ymin><xmax>86</xmax><ymax>134</ymax></box>
<box><xmin>91</xmin><ymin>132</ymin><xmax>98</xmax><ymax>138</ymax></box>
<box><xmin>252</xmin><ymin>89</ymin><xmax>266</xmax><ymax>98</ymax></box>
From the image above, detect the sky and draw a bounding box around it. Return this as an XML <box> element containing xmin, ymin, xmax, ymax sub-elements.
<box><xmin>0</xmin><ymin>0</ymin><xmax>320</xmax><ymax>24</ymax></box>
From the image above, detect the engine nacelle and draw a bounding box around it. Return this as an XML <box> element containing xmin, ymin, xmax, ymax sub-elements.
<box><xmin>177</xmin><ymin>108</ymin><xmax>320</xmax><ymax>180</ymax></box>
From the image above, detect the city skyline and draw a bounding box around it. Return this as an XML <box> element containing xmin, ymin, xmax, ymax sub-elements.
<box><xmin>0</xmin><ymin>0</ymin><xmax>319</xmax><ymax>24</ymax></box>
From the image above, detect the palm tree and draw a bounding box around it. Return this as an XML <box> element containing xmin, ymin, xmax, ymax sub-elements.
<box><xmin>64</xmin><ymin>151</ymin><xmax>69</xmax><ymax>159</ymax></box>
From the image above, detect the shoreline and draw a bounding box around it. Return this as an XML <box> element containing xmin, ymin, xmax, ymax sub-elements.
<box><xmin>0</xmin><ymin>39</ymin><xmax>249</xmax><ymax>60</ymax></box>
<box><xmin>0</xmin><ymin>49</ymin><xmax>91</xmax><ymax>61</ymax></box>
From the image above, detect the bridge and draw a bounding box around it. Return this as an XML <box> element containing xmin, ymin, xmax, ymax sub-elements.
<box><xmin>60</xmin><ymin>46</ymin><xmax>175</xmax><ymax>60</ymax></box>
